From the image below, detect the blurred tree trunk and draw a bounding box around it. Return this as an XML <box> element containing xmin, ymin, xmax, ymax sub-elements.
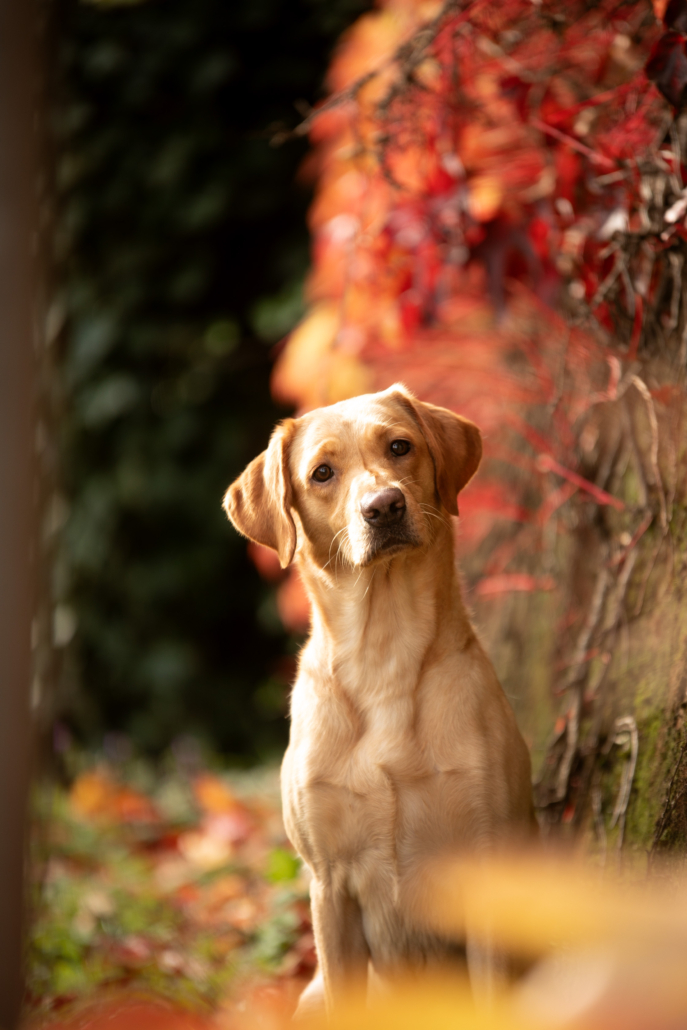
<box><xmin>0</xmin><ymin>0</ymin><xmax>40</xmax><ymax>1021</ymax></box>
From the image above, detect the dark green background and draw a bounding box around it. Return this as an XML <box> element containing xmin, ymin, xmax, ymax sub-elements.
<box><xmin>53</xmin><ymin>0</ymin><xmax>370</xmax><ymax>758</ymax></box>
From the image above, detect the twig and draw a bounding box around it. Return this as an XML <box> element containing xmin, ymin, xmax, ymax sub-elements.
<box><xmin>579</xmin><ymin>551</ymin><xmax>638</xmax><ymax>788</ymax></box>
<box><xmin>621</xmin><ymin>399</ymin><xmax>649</xmax><ymax>510</ymax></box>
<box><xmin>664</xmin><ymin>376</ymin><xmax>684</xmax><ymax>521</ymax></box>
<box><xmin>567</xmin><ymin>565</ymin><xmax>612</xmax><ymax>692</ymax></box>
<box><xmin>609</xmin><ymin>513</ymin><xmax>653</xmax><ymax>568</ymax></box>
<box><xmin>609</xmin><ymin>715</ymin><xmax>639</xmax><ymax>851</ymax></box>
<box><xmin>628</xmin><ymin>375</ymin><xmax>668</xmax><ymax>531</ymax></box>
<box><xmin>617</xmin><ymin>254</ymin><xmax>636</xmax><ymax>321</ymax></box>
<box><xmin>276</xmin><ymin>0</ymin><xmax>465</xmax><ymax>144</ymax></box>
<box><xmin>475</xmin><ymin>34</ymin><xmax>537</xmax><ymax>83</ymax></box>
<box><xmin>554</xmin><ymin>564</ymin><xmax>611</xmax><ymax>803</ymax></box>
<box><xmin>633</xmin><ymin>529</ymin><xmax>667</xmax><ymax>618</ymax></box>
<box><xmin>594</xmin><ymin>428</ymin><xmax>622</xmax><ymax>497</ymax></box>
<box><xmin>666</xmin><ymin>251</ymin><xmax>684</xmax><ymax>334</ymax></box>
<box><xmin>531</xmin><ymin>117</ymin><xmax>615</xmax><ymax>169</ymax></box>
<box><xmin>555</xmin><ymin>690</ymin><xmax>583</xmax><ymax>806</ymax></box>
<box><xmin>536</xmin><ymin>453</ymin><xmax>625</xmax><ymax>510</ymax></box>
<box><xmin>562</xmin><ymin>545</ymin><xmax>639</xmax><ymax>826</ymax></box>
<box><xmin>590</xmin><ymin>256</ymin><xmax>622</xmax><ymax>309</ymax></box>
<box><xmin>602</xmin><ymin>550</ymin><xmax>638</xmax><ymax>639</ymax></box>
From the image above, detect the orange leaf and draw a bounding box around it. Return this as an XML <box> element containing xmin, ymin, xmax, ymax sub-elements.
<box><xmin>192</xmin><ymin>773</ymin><xmax>238</xmax><ymax>815</ymax></box>
<box><xmin>70</xmin><ymin>770</ymin><xmax>158</xmax><ymax>824</ymax></box>
<box><xmin>466</xmin><ymin>175</ymin><xmax>503</xmax><ymax>222</ymax></box>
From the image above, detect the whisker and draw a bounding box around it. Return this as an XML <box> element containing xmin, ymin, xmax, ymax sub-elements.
<box><xmin>362</xmin><ymin>566</ymin><xmax>377</xmax><ymax>600</ymax></box>
<box><xmin>420</xmin><ymin>510</ymin><xmax>445</xmax><ymax>524</ymax></box>
<box><xmin>419</xmin><ymin>503</ymin><xmax>452</xmax><ymax>531</ymax></box>
<box><xmin>419</xmin><ymin>508</ymin><xmax>448</xmax><ymax>523</ymax></box>
<box><xmin>323</xmin><ymin>527</ymin><xmax>348</xmax><ymax>571</ymax></box>
<box><xmin>420</xmin><ymin>501</ymin><xmax>450</xmax><ymax>520</ymax></box>
<box><xmin>333</xmin><ymin>529</ymin><xmax>350</xmax><ymax>582</ymax></box>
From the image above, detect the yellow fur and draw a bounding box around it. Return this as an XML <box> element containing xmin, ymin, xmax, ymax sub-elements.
<box><xmin>224</xmin><ymin>384</ymin><xmax>535</xmax><ymax>1013</ymax></box>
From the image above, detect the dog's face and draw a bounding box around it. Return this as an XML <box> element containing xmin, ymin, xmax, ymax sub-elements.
<box><xmin>224</xmin><ymin>384</ymin><xmax>481</xmax><ymax>572</ymax></box>
<box><xmin>288</xmin><ymin>393</ymin><xmax>432</xmax><ymax>568</ymax></box>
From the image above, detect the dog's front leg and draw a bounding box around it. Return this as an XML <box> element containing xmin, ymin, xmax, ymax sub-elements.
<box><xmin>309</xmin><ymin>877</ymin><xmax>369</xmax><ymax>1014</ymax></box>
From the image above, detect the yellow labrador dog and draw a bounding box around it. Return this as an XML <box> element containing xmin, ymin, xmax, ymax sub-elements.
<box><xmin>224</xmin><ymin>384</ymin><xmax>535</xmax><ymax>1014</ymax></box>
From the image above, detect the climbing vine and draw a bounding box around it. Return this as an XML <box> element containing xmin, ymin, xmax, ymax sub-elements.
<box><xmin>266</xmin><ymin>0</ymin><xmax>687</xmax><ymax>841</ymax></box>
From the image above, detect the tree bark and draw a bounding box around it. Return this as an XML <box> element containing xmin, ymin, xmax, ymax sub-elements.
<box><xmin>0</xmin><ymin>0</ymin><xmax>41</xmax><ymax>1021</ymax></box>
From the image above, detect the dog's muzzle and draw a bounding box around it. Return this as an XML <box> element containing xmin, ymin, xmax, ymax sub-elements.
<box><xmin>360</xmin><ymin>487</ymin><xmax>406</xmax><ymax>526</ymax></box>
<box><xmin>359</xmin><ymin>487</ymin><xmax>420</xmax><ymax>562</ymax></box>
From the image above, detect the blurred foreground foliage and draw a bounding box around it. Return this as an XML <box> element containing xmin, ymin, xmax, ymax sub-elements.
<box><xmin>27</xmin><ymin>752</ymin><xmax>687</xmax><ymax>1029</ymax></box>
<box><xmin>51</xmin><ymin>0</ymin><xmax>370</xmax><ymax>757</ymax></box>
<box><xmin>29</xmin><ymin>757</ymin><xmax>313</xmax><ymax>1017</ymax></box>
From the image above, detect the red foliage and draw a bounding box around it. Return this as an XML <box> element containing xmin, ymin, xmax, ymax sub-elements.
<box><xmin>261</xmin><ymin>0</ymin><xmax>682</xmax><ymax>610</ymax></box>
<box><xmin>70</xmin><ymin>769</ymin><xmax>159</xmax><ymax>824</ymax></box>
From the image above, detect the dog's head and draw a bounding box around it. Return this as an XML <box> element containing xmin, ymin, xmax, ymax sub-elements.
<box><xmin>223</xmin><ymin>384</ymin><xmax>481</xmax><ymax>571</ymax></box>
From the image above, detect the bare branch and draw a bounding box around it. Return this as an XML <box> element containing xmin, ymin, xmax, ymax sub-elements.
<box><xmin>274</xmin><ymin>0</ymin><xmax>466</xmax><ymax>145</ymax></box>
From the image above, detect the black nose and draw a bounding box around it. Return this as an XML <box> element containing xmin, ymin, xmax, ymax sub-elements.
<box><xmin>360</xmin><ymin>487</ymin><xmax>406</xmax><ymax>524</ymax></box>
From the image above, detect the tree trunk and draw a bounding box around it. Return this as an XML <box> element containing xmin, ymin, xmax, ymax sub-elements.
<box><xmin>0</xmin><ymin>0</ymin><xmax>41</xmax><ymax>1020</ymax></box>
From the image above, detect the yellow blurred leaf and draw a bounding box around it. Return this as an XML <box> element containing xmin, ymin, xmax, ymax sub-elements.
<box><xmin>425</xmin><ymin>852</ymin><xmax>687</xmax><ymax>956</ymax></box>
<box><xmin>300</xmin><ymin>979</ymin><xmax>538</xmax><ymax>1030</ymax></box>
<box><xmin>467</xmin><ymin>176</ymin><xmax>503</xmax><ymax>222</ymax></box>
<box><xmin>326</xmin><ymin>351</ymin><xmax>372</xmax><ymax>404</ymax></box>
<box><xmin>70</xmin><ymin>770</ymin><xmax>112</xmax><ymax>818</ymax></box>
<box><xmin>193</xmin><ymin>773</ymin><xmax>238</xmax><ymax>815</ymax></box>
<box><xmin>271</xmin><ymin>303</ymin><xmax>339</xmax><ymax>408</ymax></box>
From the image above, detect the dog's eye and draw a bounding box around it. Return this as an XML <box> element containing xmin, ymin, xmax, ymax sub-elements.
<box><xmin>312</xmin><ymin>464</ymin><xmax>334</xmax><ymax>482</ymax></box>
<box><xmin>390</xmin><ymin>439</ymin><xmax>411</xmax><ymax>456</ymax></box>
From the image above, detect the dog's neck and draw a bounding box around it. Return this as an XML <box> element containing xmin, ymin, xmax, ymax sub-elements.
<box><xmin>297</xmin><ymin>520</ymin><xmax>473</xmax><ymax>700</ymax></box>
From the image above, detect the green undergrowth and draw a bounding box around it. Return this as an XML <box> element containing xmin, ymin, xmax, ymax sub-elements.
<box><xmin>28</xmin><ymin>755</ymin><xmax>312</xmax><ymax>1020</ymax></box>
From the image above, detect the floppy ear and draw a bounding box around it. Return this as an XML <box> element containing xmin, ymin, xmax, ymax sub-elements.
<box><xmin>223</xmin><ymin>420</ymin><xmax>297</xmax><ymax>568</ymax></box>
<box><xmin>393</xmin><ymin>386</ymin><xmax>482</xmax><ymax>516</ymax></box>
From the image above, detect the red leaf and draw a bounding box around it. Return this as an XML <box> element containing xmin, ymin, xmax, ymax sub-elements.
<box><xmin>536</xmin><ymin>454</ymin><xmax>625</xmax><ymax>510</ymax></box>
<box><xmin>476</xmin><ymin>574</ymin><xmax>556</xmax><ymax>596</ymax></box>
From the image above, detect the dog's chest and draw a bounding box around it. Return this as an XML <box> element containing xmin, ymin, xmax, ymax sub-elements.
<box><xmin>284</xmin><ymin>609</ymin><xmax>487</xmax><ymax>879</ymax></box>
<box><xmin>287</xmin><ymin>679</ymin><xmax>437</xmax><ymax>871</ymax></box>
